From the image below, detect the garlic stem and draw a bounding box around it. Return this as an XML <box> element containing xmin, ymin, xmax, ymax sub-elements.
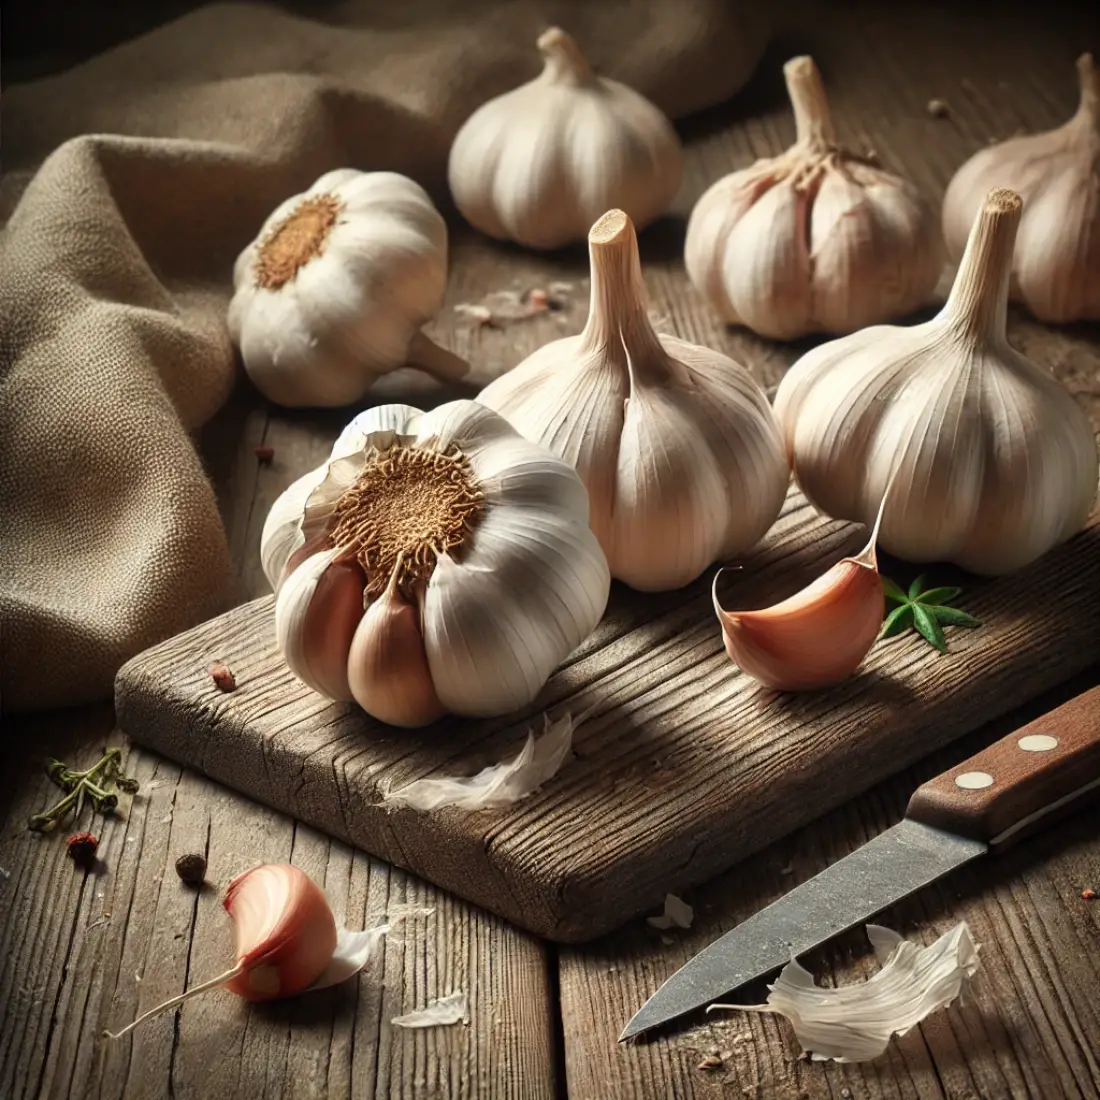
<box><xmin>104</xmin><ymin>962</ymin><xmax>246</xmax><ymax>1040</ymax></box>
<box><xmin>405</xmin><ymin>331</ymin><xmax>470</xmax><ymax>383</ymax></box>
<box><xmin>579</xmin><ymin>209</ymin><xmax>666</xmax><ymax>369</ymax></box>
<box><xmin>942</xmin><ymin>188</ymin><xmax>1021</xmax><ymax>343</ymax></box>
<box><xmin>1072</xmin><ymin>53</ymin><xmax>1100</xmax><ymax>133</ymax></box>
<box><xmin>538</xmin><ymin>27</ymin><xmax>594</xmax><ymax>85</ymax></box>
<box><xmin>784</xmin><ymin>56</ymin><xmax>836</xmax><ymax>148</ymax></box>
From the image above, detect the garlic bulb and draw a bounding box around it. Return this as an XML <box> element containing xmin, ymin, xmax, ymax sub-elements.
<box><xmin>942</xmin><ymin>54</ymin><xmax>1100</xmax><ymax>323</ymax></box>
<box><xmin>713</xmin><ymin>496</ymin><xmax>887</xmax><ymax>691</ymax></box>
<box><xmin>229</xmin><ymin>170</ymin><xmax>468</xmax><ymax>407</ymax></box>
<box><xmin>478</xmin><ymin>209</ymin><xmax>789</xmax><ymax>592</ymax></box>
<box><xmin>684</xmin><ymin>56</ymin><xmax>943</xmax><ymax>340</ymax></box>
<box><xmin>773</xmin><ymin>188</ymin><xmax>1099</xmax><ymax>576</ymax></box>
<box><xmin>263</xmin><ymin>401</ymin><xmax>610</xmax><ymax>725</ymax></box>
<box><xmin>447</xmin><ymin>28</ymin><xmax>683</xmax><ymax>250</ymax></box>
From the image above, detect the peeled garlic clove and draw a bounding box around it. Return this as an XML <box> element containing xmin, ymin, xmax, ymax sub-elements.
<box><xmin>229</xmin><ymin>170</ymin><xmax>467</xmax><ymax>409</ymax></box>
<box><xmin>347</xmin><ymin>559</ymin><xmax>444</xmax><ymax>729</ymax></box>
<box><xmin>479</xmin><ymin>209</ymin><xmax>789</xmax><ymax>591</ymax></box>
<box><xmin>942</xmin><ymin>54</ymin><xmax>1100</xmax><ymax>323</ymax></box>
<box><xmin>685</xmin><ymin>56</ymin><xmax>942</xmax><ymax>339</ymax></box>
<box><xmin>447</xmin><ymin>28</ymin><xmax>683</xmax><ymax>250</ymax></box>
<box><xmin>275</xmin><ymin>548</ymin><xmax>365</xmax><ymax>701</ymax></box>
<box><xmin>774</xmin><ymin>187</ymin><xmax>1099</xmax><ymax>576</ymax></box>
<box><xmin>713</xmin><ymin>511</ymin><xmax>885</xmax><ymax>692</ymax></box>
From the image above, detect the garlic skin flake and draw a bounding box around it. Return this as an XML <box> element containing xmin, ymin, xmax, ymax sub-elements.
<box><xmin>392</xmin><ymin>990</ymin><xmax>469</xmax><ymax>1029</ymax></box>
<box><xmin>646</xmin><ymin>893</ymin><xmax>694</xmax><ymax>931</ymax></box>
<box><xmin>381</xmin><ymin>709</ymin><xmax>581</xmax><ymax>812</ymax></box>
<box><xmin>708</xmin><ymin>922</ymin><xmax>981</xmax><ymax>1063</ymax></box>
<box><xmin>229</xmin><ymin>170</ymin><xmax>467</xmax><ymax>407</ymax></box>
<box><xmin>479</xmin><ymin>210</ymin><xmax>789</xmax><ymax>592</ymax></box>
<box><xmin>774</xmin><ymin>188</ymin><xmax>1099</xmax><ymax>576</ymax></box>
<box><xmin>264</xmin><ymin>402</ymin><xmax>610</xmax><ymax>725</ymax></box>
<box><xmin>447</xmin><ymin>28</ymin><xmax>683</xmax><ymax>250</ymax></box>
<box><xmin>685</xmin><ymin>56</ymin><xmax>942</xmax><ymax>340</ymax></box>
<box><xmin>942</xmin><ymin>54</ymin><xmax>1100</xmax><ymax>324</ymax></box>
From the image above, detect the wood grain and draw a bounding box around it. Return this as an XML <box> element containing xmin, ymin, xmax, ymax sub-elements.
<box><xmin>0</xmin><ymin>712</ymin><xmax>558</xmax><ymax>1100</ymax></box>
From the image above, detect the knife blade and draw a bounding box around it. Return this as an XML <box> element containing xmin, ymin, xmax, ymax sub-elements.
<box><xmin>620</xmin><ymin>683</ymin><xmax>1100</xmax><ymax>1042</ymax></box>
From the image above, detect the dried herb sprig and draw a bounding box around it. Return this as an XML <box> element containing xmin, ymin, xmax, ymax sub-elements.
<box><xmin>880</xmin><ymin>574</ymin><xmax>981</xmax><ymax>653</ymax></box>
<box><xmin>29</xmin><ymin>748</ymin><xmax>138</xmax><ymax>833</ymax></box>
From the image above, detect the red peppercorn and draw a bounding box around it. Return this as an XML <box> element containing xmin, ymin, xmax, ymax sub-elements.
<box><xmin>67</xmin><ymin>832</ymin><xmax>99</xmax><ymax>868</ymax></box>
<box><xmin>209</xmin><ymin>662</ymin><xmax>237</xmax><ymax>692</ymax></box>
<box><xmin>253</xmin><ymin>445</ymin><xmax>275</xmax><ymax>464</ymax></box>
<box><xmin>1083</xmin><ymin>888</ymin><xmax>1098</xmax><ymax>901</ymax></box>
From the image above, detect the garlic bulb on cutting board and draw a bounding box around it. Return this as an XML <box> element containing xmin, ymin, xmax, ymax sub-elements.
<box><xmin>262</xmin><ymin>401</ymin><xmax>610</xmax><ymax>726</ymax></box>
<box><xmin>773</xmin><ymin>188</ymin><xmax>1098</xmax><ymax>576</ymax></box>
<box><xmin>229</xmin><ymin>170</ymin><xmax>467</xmax><ymax>408</ymax></box>
<box><xmin>942</xmin><ymin>53</ymin><xmax>1100</xmax><ymax>323</ymax></box>
<box><xmin>447</xmin><ymin>27</ymin><xmax>683</xmax><ymax>250</ymax></box>
<box><xmin>478</xmin><ymin>209</ymin><xmax>789</xmax><ymax>592</ymax></box>
<box><xmin>685</xmin><ymin>56</ymin><xmax>943</xmax><ymax>340</ymax></box>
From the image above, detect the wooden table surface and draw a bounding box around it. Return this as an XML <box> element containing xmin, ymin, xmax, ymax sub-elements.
<box><xmin>3</xmin><ymin>3</ymin><xmax>1100</xmax><ymax>1098</ymax></box>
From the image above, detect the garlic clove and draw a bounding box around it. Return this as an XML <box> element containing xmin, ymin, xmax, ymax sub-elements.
<box><xmin>261</xmin><ymin>464</ymin><xmax>331</xmax><ymax>591</ymax></box>
<box><xmin>347</xmin><ymin>558</ymin><xmax>445</xmax><ymax>729</ymax></box>
<box><xmin>275</xmin><ymin>547</ymin><xmax>365</xmax><ymax>701</ymax></box>
<box><xmin>462</xmin><ymin>434</ymin><xmax>592</xmax><ymax>517</ymax></box>
<box><xmin>422</xmin><ymin>504</ymin><xmax>610</xmax><ymax>716</ymax></box>
<box><xmin>223</xmin><ymin>863</ymin><xmax>338</xmax><ymax>1003</ymax></box>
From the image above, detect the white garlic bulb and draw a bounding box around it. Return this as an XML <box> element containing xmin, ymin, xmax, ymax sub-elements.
<box><xmin>262</xmin><ymin>400</ymin><xmax>610</xmax><ymax>726</ymax></box>
<box><xmin>685</xmin><ymin>56</ymin><xmax>943</xmax><ymax>340</ymax></box>
<box><xmin>229</xmin><ymin>170</ymin><xmax>468</xmax><ymax>408</ymax></box>
<box><xmin>447</xmin><ymin>27</ymin><xmax>683</xmax><ymax>250</ymax></box>
<box><xmin>478</xmin><ymin>209</ymin><xmax>789</xmax><ymax>592</ymax></box>
<box><xmin>773</xmin><ymin>188</ymin><xmax>1098</xmax><ymax>576</ymax></box>
<box><xmin>942</xmin><ymin>53</ymin><xmax>1100</xmax><ymax>324</ymax></box>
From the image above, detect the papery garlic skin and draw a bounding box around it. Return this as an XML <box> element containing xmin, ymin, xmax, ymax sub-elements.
<box><xmin>479</xmin><ymin>209</ymin><xmax>789</xmax><ymax>592</ymax></box>
<box><xmin>942</xmin><ymin>54</ymin><xmax>1100</xmax><ymax>323</ymax></box>
<box><xmin>264</xmin><ymin>401</ymin><xmax>610</xmax><ymax>725</ymax></box>
<box><xmin>229</xmin><ymin>171</ymin><xmax>467</xmax><ymax>408</ymax></box>
<box><xmin>685</xmin><ymin>56</ymin><xmax>942</xmax><ymax>340</ymax></box>
<box><xmin>447</xmin><ymin>28</ymin><xmax>683</xmax><ymax>250</ymax></box>
<box><xmin>774</xmin><ymin>188</ymin><xmax>1099</xmax><ymax>576</ymax></box>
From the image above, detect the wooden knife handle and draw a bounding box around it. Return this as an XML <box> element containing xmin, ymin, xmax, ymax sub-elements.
<box><xmin>905</xmin><ymin>684</ymin><xmax>1100</xmax><ymax>849</ymax></box>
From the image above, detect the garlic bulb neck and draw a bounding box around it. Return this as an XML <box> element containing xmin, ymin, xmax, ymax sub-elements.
<box><xmin>580</xmin><ymin>210</ymin><xmax>667</xmax><ymax>371</ymax></box>
<box><xmin>785</xmin><ymin>56</ymin><xmax>836</xmax><ymax>149</ymax></box>
<box><xmin>1071</xmin><ymin>53</ymin><xmax>1100</xmax><ymax>139</ymax></box>
<box><xmin>538</xmin><ymin>27</ymin><xmax>594</xmax><ymax>85</ymax></box>
<box><xmin>942</xmin><ymin>188</ymin><xmax>1020</xmax><ymax>344</ymax></box>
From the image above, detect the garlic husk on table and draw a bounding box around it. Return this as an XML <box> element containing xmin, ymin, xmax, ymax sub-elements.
<box><xmin>478</xmin><ymin>209</ymin><xmax>789</xmax><ymax>592</ymax></box>
<box><xmin>261</xmin><ymin>401</ymin><xmax>610</xmax><ymax>726</ymax></box>
<box><xmin>942</xmin><ymin>53</ymin><xmax>1100</xmax><ymax>323</ymax></box>
<box><xmin>229</xmin><ymin>170</ymin><xmax>467</xmax><ymax>408</ymax></box>
<box><xmin>773</xmin><ymin>188</ymin><xmax>1099</xmax><ymax>577</ymax></box>
<box><xmin>447</xmin><ymin>27</ymin><xmax>683</xmax><ymax>250</ymax></box>
<box><xmin>685</xmin><ymin>56</ymin><xmax>943</xmax><ymax>340</ymax></box>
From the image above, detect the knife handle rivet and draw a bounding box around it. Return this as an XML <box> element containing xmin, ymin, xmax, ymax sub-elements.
<box><xmin>1017</xmin><ymin>734</ymin><xmax>1058</xmax><ymax>752</ymax></box>
<box><xmin>955</xmin><ymin>771</ymin><xmax>994</xmax><ymax>790</ymax></box>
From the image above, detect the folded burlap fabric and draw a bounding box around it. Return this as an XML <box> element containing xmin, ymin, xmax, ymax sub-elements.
<box><xmin>0</xmin><ymin>0</ymin><xmax>770</xmax><ymax>713</ymax></box>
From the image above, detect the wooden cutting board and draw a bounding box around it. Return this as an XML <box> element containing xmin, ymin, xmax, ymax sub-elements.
<box><xmin>115</xmin><ymin>488</ymin><xmax>1100</xmax><ymax>943</ymax></box>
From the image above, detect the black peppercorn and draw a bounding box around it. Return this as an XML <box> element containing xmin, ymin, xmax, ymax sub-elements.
<box><xmin>175</xmin><ymin>853</ymin><xmax>207</xmax><ymax>886</ymax></box>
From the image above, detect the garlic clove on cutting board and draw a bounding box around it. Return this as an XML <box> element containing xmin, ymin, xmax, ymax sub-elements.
<box><xmin>942</xmin><ymin>53</ymin><xmax>1100</xmax><ymax>323</ymax></box>
<box><xmin>229</xmin><ymin>170</ymin><xmax>467</xmax><ymax>408</ymax></box>
<box><xmin>447</xmin><ymin>27</ymin><xmax>683</xmax><ymax>250</ymax></box>
<box><xmin>263</xmin><ymin>400</ymin><xmax>610</xmax><ymax>725</ymax></box>
<box><xmin>478</xmin><ymin>209</ymin><xmax>790</xmax><ymax>592</ymax></box>
<box><xmin>773</xmin><ymin>187</ymin><xmax>1099</xmax><ymax>576</ymax></box>
<box><xmin>685</xmin><ymin>56</ymin><xmax>943</xmax><ymax>339</ymax></box>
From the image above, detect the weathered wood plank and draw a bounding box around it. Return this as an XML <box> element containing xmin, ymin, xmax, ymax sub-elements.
<box><xmin>558</xmin><ymin>671</ymin><xmax>1100</xmax><ymax>1100</ymax></box>
<box><xmin>0</xmin><ymin>714</ymin><xmax>558</xmax><ymax>1100</ymax></box>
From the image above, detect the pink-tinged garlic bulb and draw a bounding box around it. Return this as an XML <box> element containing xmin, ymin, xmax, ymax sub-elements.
<box><xmin>261</xmin><ymin>401</ymin><xmax>610</xmax><ymax>727</ymax></box>
<box><xmin>685</xmin><ymin>56</ymin><xmax>943</xmax><ymax>340</ymax></box>
<box><xmin>942</xmin><ymin>53</ymin><xmax>1100</xmax><ymax>323</ymax></box>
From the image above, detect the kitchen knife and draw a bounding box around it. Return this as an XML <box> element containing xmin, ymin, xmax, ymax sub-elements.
<box><xmin>620</xmin><ymin>683</ymin><xmax>1100</xmax><ymax>1042</ymax></box>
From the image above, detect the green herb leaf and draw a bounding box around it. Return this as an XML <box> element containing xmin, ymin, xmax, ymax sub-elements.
<box><xmin>907</xmin><ymin>574</ymin><xmax>928</xmax><ymax>601</ymax></box>
<box><xmin>880</xmin><ymin>604</ymin><xmax>915</xmax><ymax>638</ymax></box>
<box><xmin>912</xmin><ymin>603</ymin><xmax>947</xmax><ymax>652</ymax></box>
<box><xmin>881</xmin><ymin>576</ymin><xmax>909</xmax><ymax>604</ymax></box>
<box><xmin>916</xmin><ymin>586</ymin><xmax>961</xmax><ymax>606</ymax></box>
<box><xmin>933</xmin><ymin>606</ymin><xmax>981</xmax><ymax>628</ymax></box>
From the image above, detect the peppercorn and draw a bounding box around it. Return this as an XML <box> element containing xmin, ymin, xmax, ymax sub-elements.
<box><xmin>175</xmin><ymin>853</ymin><xmax>207</xmax><ymax>886</ymax></box>
<box><xmin>209</xmin><ymin>662</ymin><xmax>237</xmax><ymax>692</ymax></box>
<box><xmin>67</xmin><ymin>832</ymin><xmax>99</xmax><ymax>868</ymax></box>
<box><xmin>1083</xmin><ymin>888</ymin><xmax>1098</xmax><ymax>901</ymax></box>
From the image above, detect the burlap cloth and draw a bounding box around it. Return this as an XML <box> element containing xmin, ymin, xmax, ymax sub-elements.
<box><xmin>0</xmin><ymin>0</ymin><xmax>771</xmax><ymax>713</ymax></box>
